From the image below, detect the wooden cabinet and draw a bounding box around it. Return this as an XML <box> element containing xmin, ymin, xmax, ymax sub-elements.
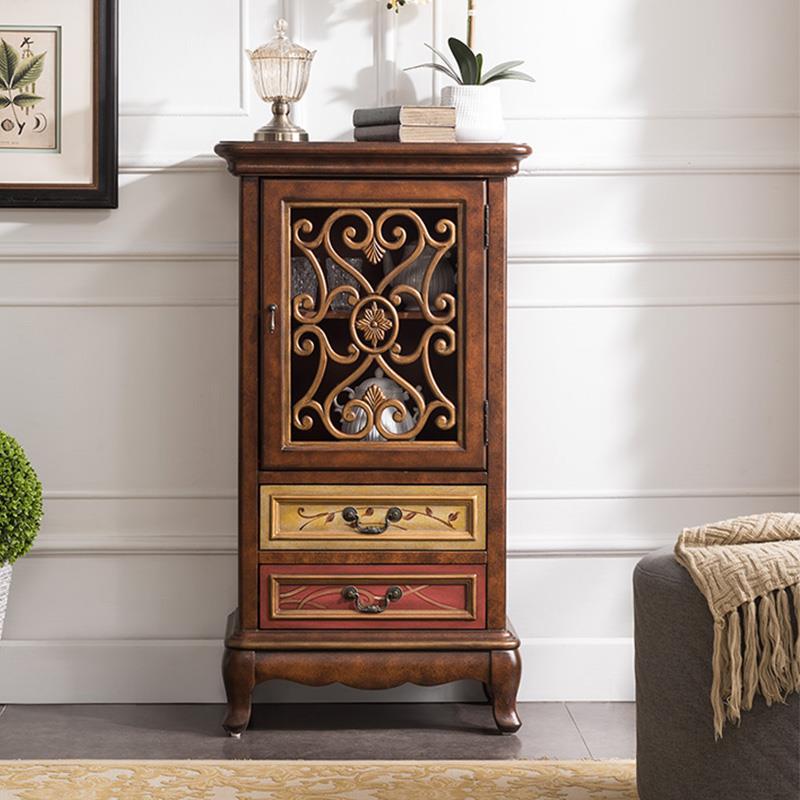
<box><xmin>215</xmin><ymin>141</ymin><xmax>531</xmax><ymax>737</ymax></box>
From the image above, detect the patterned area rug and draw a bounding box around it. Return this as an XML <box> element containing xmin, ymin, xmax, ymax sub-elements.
<box><xmin>0</xmin><ymin>760</ymin><xmax>637</xmax><ymax>799</ymax></box>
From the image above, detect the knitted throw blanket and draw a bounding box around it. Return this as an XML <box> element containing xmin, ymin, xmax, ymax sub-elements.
<box><xmin>675</xmin><ymin>513</ymin><xmax>800</xmax><ymax>737</ymax></box>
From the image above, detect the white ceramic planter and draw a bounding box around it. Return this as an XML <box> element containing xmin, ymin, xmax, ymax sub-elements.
<box><xmin>0</xmin><ymin>563</ymin><xmax>11</xmax><ymax>640</ymax></box>
<box><xmin>441</xmin><ymin>84</ymin><xmax>505</xmax><ymax>143</ymax></box>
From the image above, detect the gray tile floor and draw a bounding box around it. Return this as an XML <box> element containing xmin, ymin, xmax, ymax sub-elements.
<box><xmin>0</xmin><ymin>703</ymin><xmax>635</xmax><ymax>761</ymax></box>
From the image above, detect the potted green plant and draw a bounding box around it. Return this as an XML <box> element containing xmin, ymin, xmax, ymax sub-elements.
<box><xmin>390</xmin><ymin>0</ymin><xmax>535</xmax><ymax>141</ymax></box>
<box><xmin>0</xmin><ymin>430</ymin><xmax>43</xmax><ymax>639</ymax></box>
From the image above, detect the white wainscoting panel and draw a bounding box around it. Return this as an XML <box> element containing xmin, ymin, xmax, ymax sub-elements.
<box><xmin>0</xmin><ymin>173</ymin><xmax>239</xmax><ymax>247</ymax></box>
<box><xmin>120</xmin><ymin>0</ymin><xmax>249</xmax><ymax>117</ymax></box>
<box><xmin>441</xmin><ymin>0</ymin><xmax>799</xmax><ymax>118</ymax></box>
<box><xmin>507</xmin><ymin>304</ymin><xmax>800</xmax><ymax>493</ymax></box>
<box><xmin>2</xmin><ymin>556</ymin><xmax>236</xmax><ymax>641</ymax></box>
<box><xmin>0</xmin><ymin>0</ymin><xmax>797</xmax><ymax>703</ymax></box>
<box><xmin>0</xmin><ymin>307</ymin><xmax>238</xmax><ymax>493</ymax></box>
<box><xmin>508</xmin><ymin>174</ymin><xmax>799</xmax><ymax>255</ymax></box>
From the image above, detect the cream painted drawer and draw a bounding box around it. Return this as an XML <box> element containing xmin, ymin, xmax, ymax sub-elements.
<box><xmin>259</xmin><ymin>484</ymin><xmax>486</xmax><ymax>550</ymax></box>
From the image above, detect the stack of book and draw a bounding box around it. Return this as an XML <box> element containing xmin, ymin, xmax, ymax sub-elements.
<box><xmin>353</xmin><ymin>105</ymin><xmax>456</xmax><ymax>142</ymax></box>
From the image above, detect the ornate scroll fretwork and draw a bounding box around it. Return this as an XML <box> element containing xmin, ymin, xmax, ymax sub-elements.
<box><xmin>291</xmin><ymin>207</ymin><xmax>458</xmax><ymax>442</ymax></box>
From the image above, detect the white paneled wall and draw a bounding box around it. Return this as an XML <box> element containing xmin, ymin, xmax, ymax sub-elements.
<box><xmin>1</xmin><ymin>0</ymin><xmax>798</xmax><ymax>702</ymax></box>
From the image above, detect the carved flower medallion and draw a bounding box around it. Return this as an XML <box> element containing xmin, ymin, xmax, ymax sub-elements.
<box><xmin>355</xmin><ymin>301</ymin><xmax>393</xmax><ymax>346</ymax></box>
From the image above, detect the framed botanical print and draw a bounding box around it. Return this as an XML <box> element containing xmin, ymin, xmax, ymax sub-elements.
<box><xmin>0</xmin><ymin>0</ymin><xmax>117</xmax><ymax>208</ymax></box>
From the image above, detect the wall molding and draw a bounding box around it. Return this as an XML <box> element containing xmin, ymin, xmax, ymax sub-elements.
<box><xmin>119</xmin><ymin>0</ymin><xmax>249</xmax><ymax>118</ymax></box>
<box><xmin>0</xmin><ymin>637</ymin><xmax>634</xmax><ymax>702</ymax></box>
<box><xmin>518</xmin><ymin>155</ymin><xmax>800</xmax><ymax>177</ymax></box>
<box><xmin>509</xmin><ymin>534</ymin><xmax>675</xmax><ymax>558</ymax></box>
<box><xmin>24</xmin><ymin>527</ymin><xmax>798</xmax><ymax>558</ymax></box>
<box><xmin>507</xmin><ymin>488</ymin><xmax>800</xmax><ymax>500</ymax></box>
<box><xmin>0</xmin><ymin>244</ymin><xmax>238</xmax><ymax>263</ymax></box>
<box><xmin>119</xmin><ymin>108</ymin><xmax>248</xmax><ymax>118</ymax></box>
<box><xmin>38</xmin><ymin>487</ymin><xmax>798</xmax><ymax>502</ymax></box>
<box><xmin>1</xmin><ymin>242</ymin><xmax>797</xmax><ymax>266</ymax></box>
<box><xmin>43</xmin><ymin>490</ymin><xmax>237</xmax><ymax>500</ymax></box>
<box><xmin>28</xmin><ymin>531</ymin><xmax>672</xmax><ymax>557</ymax></box>
<box><xmin>115</xmin><ymin>152</ymin><xmax>800</xmax><ymax>176</ymax></box>
<box><xmin>506</xmin><ymin>111</ymin><xmax>800</xmax><ymax>121</ymax></box>
<box><xmin>508</xmin><ymin>244</ymin><xmax>800</xmax><ymax>264</ymax></box>
<box><xmin>507</xmin><ymin>297</ymin><xmax>800</xmax><ymax>309</ymax></box>
<box><xmin>28</xmin><ymin>460</ymin><xmax>797</xmax><ymax>549</ymax></box>
<box><xmin>4</xmin><ymin>296</ymin><xmax>795</xmax><ymax>310</ymax></box>
<box><xmin>25</xmin><ymin>488</ymin><xmax>800</xmax><ymax>559</ymax></box>
<box><xmin>0</xmin><ymin>298</ymin><xmax>238</xmax><ymax>308</ymax></box>
<box><xmin>27</xmin><ymin>485</ymin><xmax>798</xmax><ymax>556</ymax></box>
<box><xmin>119</xmin><ymin>155</ymin><xmax>224</xmax><ymax>173</ymax></box>
<box><xmin>32</xmin><ymin>532</ymin><xmax>237</xmax><ymax>556</ymax></box>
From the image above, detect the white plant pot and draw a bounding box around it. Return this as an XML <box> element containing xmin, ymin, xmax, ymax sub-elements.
<box><xmin>441</xmin><ymin>84</ymin><xmax>505</xmax><ymax>143</ymax></box>
<box><xmin>0</xmin><ymin>563</ymin><xmax>11</xmax><ymax>640</ymax></box>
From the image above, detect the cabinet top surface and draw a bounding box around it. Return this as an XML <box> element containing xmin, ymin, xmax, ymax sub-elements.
<box><xmin>214</xmin><ymin>141</ymin><xmax>532</xmax><ymax>178</ymax></box>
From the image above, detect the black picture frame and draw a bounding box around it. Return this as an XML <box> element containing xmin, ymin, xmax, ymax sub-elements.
<box><xmin>0</xmin><ymin>0</ymin><xmax>118</xmax><ymax>208</ymax></box>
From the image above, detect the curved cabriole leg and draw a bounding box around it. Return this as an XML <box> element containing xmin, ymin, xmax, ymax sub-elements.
<box><xmin>489</xmin><ymin>649</ymin><xmax>522</xmax><ymax>734</ymax></box>
<box><xmin>222</xmin><ymin>648</ymin><xmax>255</xmax><ymax>738</ymax></box>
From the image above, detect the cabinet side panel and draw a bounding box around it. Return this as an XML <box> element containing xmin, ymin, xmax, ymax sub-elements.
<box><xmin>239</xmin><ymin>177</ymin><xmax>261</xmax><ymax>630</ymax></box>
<box><xmin>486</xmin><ymin>178</ymin><xmax>508</xmax><ymax>630</ymax></box>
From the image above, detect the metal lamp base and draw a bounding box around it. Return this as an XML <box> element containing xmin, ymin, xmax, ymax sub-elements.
<box><xmin>254</xmin><ymin>127</ymin><xmax>309</xmax><ymax>142</ymax></box>
<box><xmin>254</xmin><ymin>99</ymin><xmax>309</xmax><ymax>142</ymax></box>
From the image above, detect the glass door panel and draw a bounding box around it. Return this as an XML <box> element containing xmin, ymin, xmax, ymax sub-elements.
<box><xmin>261</xmin><ymin>180</ymin><xmax>486</xmax><ymax>471</ymax></box>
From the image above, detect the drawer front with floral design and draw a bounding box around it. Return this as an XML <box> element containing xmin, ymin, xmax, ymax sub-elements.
<box><xmin>259</xmin><ymin>484</ymin><xmax>486</xmax><ymax>550</ymax></box>
<box><xmin>259</xmin><ymin>564</ymin><xmax>486</xmax><ymax>629</ymax></box>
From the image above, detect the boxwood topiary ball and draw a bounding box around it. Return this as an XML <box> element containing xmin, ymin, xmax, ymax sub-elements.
<box><xmin>0</xmin><ymin>430</ymin><xmax>43</xmax><ymax>566</ymax></box>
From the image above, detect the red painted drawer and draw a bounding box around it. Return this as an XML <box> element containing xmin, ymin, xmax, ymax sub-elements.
<box><xmin>259</xmin><ymin>564</ymin><xmax>486</xmax><ymax>630</ymax></box>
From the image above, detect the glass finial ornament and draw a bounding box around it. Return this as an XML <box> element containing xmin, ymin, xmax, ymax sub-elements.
<box><xmin>246</xmin><ymin>18</ymin><xmax>315</xmax><ymax>142</ymax></box>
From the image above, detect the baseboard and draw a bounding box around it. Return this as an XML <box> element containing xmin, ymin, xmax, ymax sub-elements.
<box><xmin>0</xmin><ymin>640</ymin><xmax>226</xmax><ymax>704</ymax></box>
<box><xmin>0</xmin><ymin>637</ymin><xmax>635</xmax><ymax>704</ymax></box>
<box><xmin>518</xmin><ymin>638</ymin><xmax>634</xmax><ymax>701</ymax></box>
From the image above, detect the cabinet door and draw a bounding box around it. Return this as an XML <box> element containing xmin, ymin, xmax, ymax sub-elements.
<box><xmin>261</xmin><ymin>179</ymin><xmax>487</xmax><ymax>471</ymax></box>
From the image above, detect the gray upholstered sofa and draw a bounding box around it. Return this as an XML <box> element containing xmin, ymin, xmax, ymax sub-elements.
<box><xmin>634</xmin><ymin>546</ymin><xmax>800</xmax><ymax>800</ymax></box>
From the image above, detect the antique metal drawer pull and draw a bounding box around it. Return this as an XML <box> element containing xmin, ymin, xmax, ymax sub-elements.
<box><xmin>341</xmin><ymin>506</ymin><xmax>402</xmax><ymax>535</ymax></box>
<box><xmin>267</xmin><ymin>304</ymin><xmax>278</xmax><ymax>334</ymax></box>
<box><xmin>341</xmin><ymin>585</ymin><xmax>403</xmax><ymax>614</ymax></box>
